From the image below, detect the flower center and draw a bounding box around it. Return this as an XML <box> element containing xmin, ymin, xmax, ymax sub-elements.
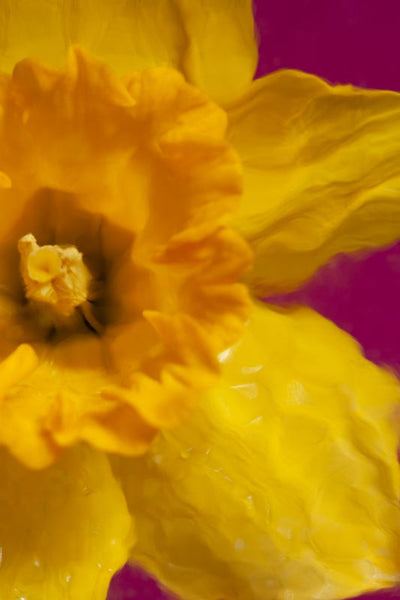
<box><xmin>18</xmin><ymin>233</ymin><xmax>101</xmax><ymax>332</ymax></box>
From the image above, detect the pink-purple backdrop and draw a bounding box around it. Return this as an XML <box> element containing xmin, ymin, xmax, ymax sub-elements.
<box><xmin>108</xmin><ymin>1</ymin><xmax>400</xmax><ymax>598</ymax></box>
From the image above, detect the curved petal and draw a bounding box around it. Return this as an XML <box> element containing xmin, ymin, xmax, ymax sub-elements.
<box><xmin>0</xmin><ymin>0</ymin><xmax>68</xmax><ymax>71</ymax></box>
<box><xmin>0</xmin><ymin>1</ymin><xmax>257</xmax><ymax>104</ymax></box>
<box><xmin>0</xmin><ymin>444</ymin><xmax>132</xmax><ymax>599</ymax></box>
<box><xmin>227</xmin><ymin>70</ymin><xmax>400</xmax><ymax>294</ymax></box>
<box><xmin>0</xmin><ymin>0</ymin><xmax>185</xmax><ymax>73</ymax></box>
<box><xmin>113</xmin><ymin>302</ymin><xmax>400</xmax><ymax>600</ymax></box>
<box><xmin>176</xmin><ymin>0</ymin><xmax>258</xmax><ymax>104</ymax></box>
<box><xmin>63</xmin><ymin>0</ymin><xmax>186</xmax><ymax>75</ymax></box>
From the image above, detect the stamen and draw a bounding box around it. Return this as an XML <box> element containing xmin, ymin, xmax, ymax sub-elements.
<box><xmin>18</xmin><ymin>233</ymin><xmax>92</xmax><ymax>318</ymax></box>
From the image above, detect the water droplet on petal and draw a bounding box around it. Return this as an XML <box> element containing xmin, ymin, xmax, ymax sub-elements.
<box><xmin>235</xmin><ymin>538</ymin><xmax>245</xmax><ymax>552</ymax></box>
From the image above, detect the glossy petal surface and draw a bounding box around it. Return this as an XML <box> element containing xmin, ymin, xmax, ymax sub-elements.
<box><xmin>114</xmin><ymin>303</ymin><xmax>400</xmax><ymax>600</ymax></box>
<box><xmin>228</xmin><ymin>70</ymin><xmax>400</xmax><ymax>294</ymax></box>
<box><xmin>0</xmin><ymin>444</ymin><xmax>132</xmax><ymax>600</ymax></box>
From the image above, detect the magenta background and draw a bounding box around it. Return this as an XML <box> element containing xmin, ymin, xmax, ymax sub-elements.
<box><xmin>108</xmin><ymin>1</ymin><xmax>400</xmax><ymax>598</ymax></box>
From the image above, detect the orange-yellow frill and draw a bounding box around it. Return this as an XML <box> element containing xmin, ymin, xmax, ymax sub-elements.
<box><xmin>0</xmin><ymin>48</ymin><xmax>251</xmax><ymax>468</ymax></box>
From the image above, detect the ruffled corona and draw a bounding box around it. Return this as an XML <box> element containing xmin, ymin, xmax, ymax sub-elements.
<box><xmin>0</xmin><ymin>47</ymin><xmax>251</xmax><ymax>468</ymax></box>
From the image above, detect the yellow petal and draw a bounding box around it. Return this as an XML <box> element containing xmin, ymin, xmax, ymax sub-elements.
<box><xmin>63</xmin><ymin>0</ymin><xmax>186</xmax><ymax>74</ymax></box>
<box><xmin>0</xmin><ymin>0</ymin><xmax>68</xmax><ymax>72</ymax></box>
<box><xmin>0</xmin><ymin>444</ymin><xmax>132</xmax><ymax>600</ymax></box>
<box><xmin>0</xmin><ymin>1</ymin><xmax>257</xmax><ymax>104</ymax></box>
<box><xmin>228</xmin><ymin>70</ymin><xmax>400</xmax><ymax>294</ymax></box>
<box><xmin>176</xmin><ymin>0</ymin><xmax>258</xmax><ymax>104</ymax></box>
<box><xmin>0</xmin><ymin>0</ymin><xmax>184</xmax><ymax>73</ymax></box>
<box><xmin>114</xmin><ymin>302</ymin><xmax>400</xmax><ymax>600</ymax></box>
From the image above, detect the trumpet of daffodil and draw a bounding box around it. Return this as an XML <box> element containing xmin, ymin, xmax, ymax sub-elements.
<box><xmin>0</xmin><ymin>2</ymin><xmax>399</xmax><ymax>600</ymax></box>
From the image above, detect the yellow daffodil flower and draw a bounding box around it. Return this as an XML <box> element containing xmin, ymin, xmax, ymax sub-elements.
<box><xmin>0</xmin><ymin>2</ymin><xmax>399</xmax><ymax>600</ymax></box>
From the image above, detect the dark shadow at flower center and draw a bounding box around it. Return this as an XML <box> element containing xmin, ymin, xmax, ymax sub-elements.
<box><xmin>0</xmin><ymin>187</ymin><xmax>136</xmax><ymax>350</ymax></box>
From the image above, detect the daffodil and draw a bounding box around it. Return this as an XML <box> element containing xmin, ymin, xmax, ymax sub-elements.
<box><xmin>0</xmin><ymin>2</ymin><xmax>399</xmax><ymax>600</ymax></box>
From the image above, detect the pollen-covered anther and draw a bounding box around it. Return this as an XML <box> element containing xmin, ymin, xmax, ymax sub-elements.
<box><xmin>18</xmin><ymin>233</ymin><xmax>91</xmax><ymax>317</ymax></box>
